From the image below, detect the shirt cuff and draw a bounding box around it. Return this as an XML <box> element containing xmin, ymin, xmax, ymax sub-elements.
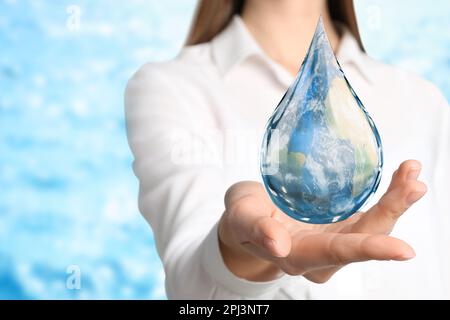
<box><xmin>200</xmin><ymin>221</ymin><xmax>287</xmax><ymax>298</ymax></box>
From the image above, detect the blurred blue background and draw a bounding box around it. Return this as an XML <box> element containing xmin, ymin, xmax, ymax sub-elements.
<box><xmin>0</xmin><ymin>0</ymin><xmax>448</xmax><ymax>299</ymax></box>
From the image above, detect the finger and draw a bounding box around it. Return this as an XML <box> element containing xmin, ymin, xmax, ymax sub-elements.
<box><xmin>303</xmin><ymin>234</ymin><xmax>414</xmax><ymax>283</ymax></box>
<box><xmin>227</xmin><ymin>194</ymin><xmax>292</xmax><ymax>258</ymax></box>
<box><xmin>284</xmin><ymin>232</ymin><xmax>415</xmax><ymax>274</ymax></box>
<box><xmin>351</xmin><ymin>160</ymin><xmax>427</xmax><ymax>234</ymax></box>
<box><xmin>387</xmin><ymin>160</ymin><xmax>421</xmax><ymax>192</ymax></box>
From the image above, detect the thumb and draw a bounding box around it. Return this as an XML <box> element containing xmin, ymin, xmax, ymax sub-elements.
<box><xmin>224</xmin><ymin>185</ymin><xmax>292</xmax><ymax>258</ymax></box>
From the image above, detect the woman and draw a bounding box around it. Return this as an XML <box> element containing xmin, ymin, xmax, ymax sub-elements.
<box><xmin>125</xmin><ymin>0</ymin><xmax>450</xmax><ymax>299</ymax></box>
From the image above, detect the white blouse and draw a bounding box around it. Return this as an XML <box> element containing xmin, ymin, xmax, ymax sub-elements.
<box><xmin>125</xmin><ymin>16</ymin><xmax>450</xmax><ymax>299</ymax></box>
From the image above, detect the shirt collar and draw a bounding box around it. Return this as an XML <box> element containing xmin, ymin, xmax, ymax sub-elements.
<box><xmin>211</xmin><ymin>15</ymin><xmax>264</xmax><ymax>76</ymax></box>
<box><xmin>211</xmin><ymin>15</ymin><xmax>374</xmax><ymax>86</ymax></box>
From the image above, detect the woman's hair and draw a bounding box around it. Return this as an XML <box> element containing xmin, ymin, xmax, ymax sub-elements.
<box><xmin>185</xmin><ymin>0</ymin><xmax>365</xmax><ymax>51</ymax></box>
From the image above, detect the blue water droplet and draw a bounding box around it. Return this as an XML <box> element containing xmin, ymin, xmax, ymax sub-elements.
<box><xmin>261</xmin><ymin>17</ymin><xmax>383</xmax><ymax>224</ymax></box>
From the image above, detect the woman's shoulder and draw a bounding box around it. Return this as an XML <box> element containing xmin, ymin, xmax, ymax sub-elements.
<box><xmin>127</xmin><ymin>43</ymin><xmax>214</xmax><ymax>88</ymax></box>
<box><xmin>363</xmin><ymin>54</ymin><xmax>448</xmax><ymax>110</ymax></box>
<box><xmin>124</xmin><ymin>43</ymin><xmax>217</xmax><ymax>115</ymax></box>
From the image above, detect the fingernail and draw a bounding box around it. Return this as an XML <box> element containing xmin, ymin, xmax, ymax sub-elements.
<box><xmin>263</xmin><ymin>237</ymin><xmax>279</xmax><ymax>255</ymax></box>
<box><xmin>394</xmin><ymin>250</ymin><xmax>416</xmax><ymax>260</ymax></box>
<box><xmin>406</xmin><ymin>192</ymin><xmax>424</xmax><ymax>205</ymax></box>
<box><xmin>407</xmin><ymin>169</ymin><xmax>420</xmax><ymax>180</ymax></box>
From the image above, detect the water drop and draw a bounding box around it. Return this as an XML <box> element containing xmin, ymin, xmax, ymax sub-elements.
<box><xmin>260</xmin><ymin>17</ymin><xmax>383</xmax><ymax>224</ymax></box>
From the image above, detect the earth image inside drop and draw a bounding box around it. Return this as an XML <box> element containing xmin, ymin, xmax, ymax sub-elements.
<box><xmin>260</xmin><ymin>17</ymin><xmax>383</xmax><ymax>224</ymax></box>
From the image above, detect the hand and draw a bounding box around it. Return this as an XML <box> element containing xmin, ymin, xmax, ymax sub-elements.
<box><xmin>218</xmin><ymin>160</ymin><xmax>427</xmax><ymax>283</ymax></box>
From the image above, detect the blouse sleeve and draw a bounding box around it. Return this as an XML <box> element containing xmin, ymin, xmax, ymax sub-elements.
<box><xmin>430</xmin><ymin>88</ymin><xmax>450</xmax><ymax>296</ymax></box>
<box><xmin>124</xmin><ymin>63</ymin><xmax>288</xmax><ymax>300</ymax></box>
<box><xmin>433</xmin><ymin>90</ymin><xmax>449</xmax><ymax>220</ymax></box>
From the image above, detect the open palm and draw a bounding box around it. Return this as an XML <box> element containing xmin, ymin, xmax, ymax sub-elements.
<box><xmin>219</xmin><ymin>160</ymin><xmax>427</xmax><ymax>283</ymax></box>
